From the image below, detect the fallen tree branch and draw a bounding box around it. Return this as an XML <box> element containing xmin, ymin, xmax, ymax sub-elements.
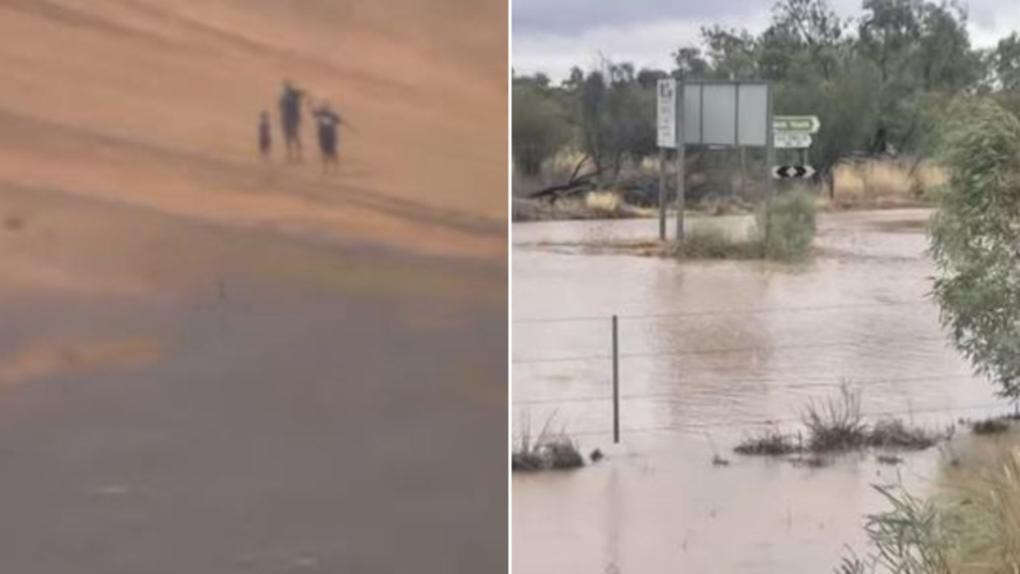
<box><xmin>527</xmin><ymin>175</ymin><xmax>598</xmax><ymax>201</ymax></box>
<box><xmin>528</xmin><ymin>158</ymin><xmax>601</xmax><ymax>201</ymax></box>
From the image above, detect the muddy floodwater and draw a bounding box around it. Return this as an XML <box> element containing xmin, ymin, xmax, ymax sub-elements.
<box><xmin>512</xmin><ymin>209</ymin><xmax>1003</xmax><ymax>573</ymax></box>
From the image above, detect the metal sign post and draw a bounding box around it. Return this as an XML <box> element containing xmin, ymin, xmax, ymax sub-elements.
<box><xmin>676</xmin><ymin>88</ymin><xmax>685</xmax><ymax>241</ymax></box>
<box><xmin>612</xmin><ymin>314</ymin><xmax>619</xmax><ymax>444</ymax></box>
<box><xmin>658</xmin><ymin>149</ymin><xmax>667</xmax><ymax>240</ymax></box>
<box><xmin>764</xmin><ymin>86</ymin><xmax>775</xmax><ymax>255</ymax></box>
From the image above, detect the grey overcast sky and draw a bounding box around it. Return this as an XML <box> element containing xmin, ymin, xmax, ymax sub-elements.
<box><xmin>512</xmin><ymin>0</ymin><xmax>1020</xmax><ymax>81</ymax></box>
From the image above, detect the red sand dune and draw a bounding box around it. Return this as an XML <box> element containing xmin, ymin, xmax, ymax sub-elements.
<box><xmin>0</xmin><ymin>0</ymin><xmax>506</xmax><ymax>261</ymax></box>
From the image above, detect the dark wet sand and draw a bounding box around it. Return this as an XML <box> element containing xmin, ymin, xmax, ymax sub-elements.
<box><xmin>0</xmin><ymin>185</ymin><xmax>506</xmax><ymax>574</ymax></box>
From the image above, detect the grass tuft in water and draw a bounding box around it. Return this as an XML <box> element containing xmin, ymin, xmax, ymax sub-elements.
<box><xmin>512</xmin><ymin>413</ymin><xmax>585</xmax><ymax>472</ymax></box>
<box><xmin>733</xmin><ymin>429</ymin><xmax>802</xmax><ymax>455</ymax></box>
<box><xmin>733</xmin><ymin>383</ymin><xmax>944</xmax><ymax>457</ymax></box>
<box><xmin>866</xmin><ymin>419</ymin><xmax>939</xmax><ymax>450</ymax></box>
<box><xmin>802</xmin><ymin>382</ymin><xmax>868</xmax><ymax>452</ymax></box>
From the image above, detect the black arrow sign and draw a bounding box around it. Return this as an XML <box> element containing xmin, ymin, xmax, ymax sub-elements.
<box><xmin>771</xmin><ymin>165</ymin><xmax>816</xmax><ymax>179</ymax></box>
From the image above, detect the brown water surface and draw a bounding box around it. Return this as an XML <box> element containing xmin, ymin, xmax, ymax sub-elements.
<box><xmin>512</xmin><ymin>209</ymin><xmax>1000</xmax><ymax>573</ymax></box>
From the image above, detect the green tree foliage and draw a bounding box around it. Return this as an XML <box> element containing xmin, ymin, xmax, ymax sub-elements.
<box><xmin>511</xmin><ymin>76</ymin><xmax>569</xmax><ymax>176</ymax></box>
<box><xmin>701</xmin><ymin>26</ymin><xmax>758</xmax><ymax>80</ymax></box>
<box><xmin>916</xmin><ymin>2</ymin><xmax>981</xmax><ymax>92</ymax></box>
<box><xmin>768</xmin><ymin>0</ymin><xmax>847</xmax><ymax>80</ymax></box>
<box><xmin>571</xmin><ymin>64</ymin><xmax>656</xmax><ymax>178</ymax></box>
<box><xmin>993</xmin><ymin>32</ymin><xmax>1020</xmax><ymax>91</ymax></box>
<box><xmin>672</xmin><ymin>47</ymin><xmax>710</xmax><ymax>80</ymax></box>
<box><xmin>930</xmin><ymin>97</ymin><xmax>1020</xmax><ymax>399</ymax></box>
<box><xmin>513</xmin><ymin>0</ymin><xmax>998</xmax><ymax>192</ymax></box>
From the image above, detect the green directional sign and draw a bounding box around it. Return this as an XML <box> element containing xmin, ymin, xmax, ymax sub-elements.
<box><xmin>773</xmin><ymin>115</ymin><xmax>820</xmax><ymax>134</ymax></box>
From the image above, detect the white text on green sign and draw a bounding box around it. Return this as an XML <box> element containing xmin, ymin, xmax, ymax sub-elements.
<box><xmin>773</xmin><ymin>116</ymin><xmax>820</xmax><ymax>134</ymax></box>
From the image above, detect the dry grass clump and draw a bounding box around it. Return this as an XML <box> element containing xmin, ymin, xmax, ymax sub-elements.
<box><xmin>832</xmin><ymin>158</ymin><xmax>947</xmax><ymax>206</ymax></box>
<box><xmin>944</xmin><ymin>447</ymin><xmax>1020</xmax><ymax>570</ymax></box>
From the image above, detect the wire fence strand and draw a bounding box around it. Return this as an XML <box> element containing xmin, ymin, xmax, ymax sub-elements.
<box><xmin>544</xmin><ymin>401</ymin><xmax>1008</xmax><ymax>438</ymax></box>
<box><xmin>512</xmin><ymin>300</ymin><xmax>931</xmax><ymax>325</ymax></box>
<box><xmin>512</xmin><ymin>335</ymin><xmax>947</xmax><ymax>365</ymax></box>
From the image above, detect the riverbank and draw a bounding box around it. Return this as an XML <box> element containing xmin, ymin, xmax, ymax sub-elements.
<box><xmin>836</xmin><ymin>420</ymin><xmax>1020</xmax><ymax>571</ymax></box>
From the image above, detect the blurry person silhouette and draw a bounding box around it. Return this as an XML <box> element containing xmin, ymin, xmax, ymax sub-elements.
<box><xmin>258</xmin><ymin>111</ymin><xmax>271</xmax><ymax>159</ymax></box>
<box><xmin>278</xmin><ymin>80</ymin><xmax>306</xmax><ymax>161</ymax></box>
<box><xmin>313</xmin><ymin>102</ymin><xmax>341</xmax><ymax>173</ymax></box>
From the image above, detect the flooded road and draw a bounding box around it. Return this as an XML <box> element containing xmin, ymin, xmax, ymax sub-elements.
<box><xmin>512</xmin><ymin>209</ymin><xmax>1002</xmax><ymax>573</ymax></box>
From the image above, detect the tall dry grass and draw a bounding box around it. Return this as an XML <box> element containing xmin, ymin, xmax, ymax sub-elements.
<box><xmin>836</xmin><ymin>425</ymin><xmax>1020</xmax><ymax>572</ymax></box>
<box><xmin>940</xmin><ymin>443</ymin><xmax>1020</xmax><ymax>572</ymax></box>
<box><xmin>833</xmin><ymin>159</ymin><xmax>947</xmax><ymax>205</ymax></box>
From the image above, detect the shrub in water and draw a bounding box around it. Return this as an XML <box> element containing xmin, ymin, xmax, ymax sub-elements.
<box><xmin>758</xmin><ymin>189</ymin><xmax>817</xmax><ymax>261</ymax></box>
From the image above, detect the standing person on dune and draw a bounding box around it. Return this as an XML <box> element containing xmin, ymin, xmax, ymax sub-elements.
<box><xmin>312</xmin><ymin>101</ymin><xmax>342</xmax><ymax>173</ymax></box>
<box><xmin>278</xmin><ymin>80</ymin><xmax>306</xmax><ymax>162</ymax></box>
<box><xmin>258</xmin><ymin>110</ymin><xmax>271</xmax><ymax>159</ymax></box>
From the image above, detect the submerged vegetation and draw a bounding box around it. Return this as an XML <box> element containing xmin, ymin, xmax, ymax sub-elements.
<box><xmin>971</xmin><ymin>417</ymin><xmax>1011</xmax><ymax>435</ymax></box>
<box><xmin>734</xmin><ymin>383</ymin><xmax>942</xmax><ymax>458</ymax></box>
<box><xmin>512</xmin><ymin>414</ymin><xmax>585</xmax><ymax>472</ymax></box>
<box><xmin>734</xmin><ymin>429</ymin><xmax>802</xmax><ymax>456</ymax></box>
<box><xmin>675</xmin><ymin>189</ymin><xmax>817</xmax><ymax>261</ymax></box>
<box><xmin>674</xmin><ymin>226</ymin><xmax>764</xmax><ymax>260</ymax></box>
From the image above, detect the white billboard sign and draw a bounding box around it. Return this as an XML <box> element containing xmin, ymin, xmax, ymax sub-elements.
<box><xmin>680</xmin><ymin>82</ymin><xmax>769</xmax><ymax>147</ymax></box>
